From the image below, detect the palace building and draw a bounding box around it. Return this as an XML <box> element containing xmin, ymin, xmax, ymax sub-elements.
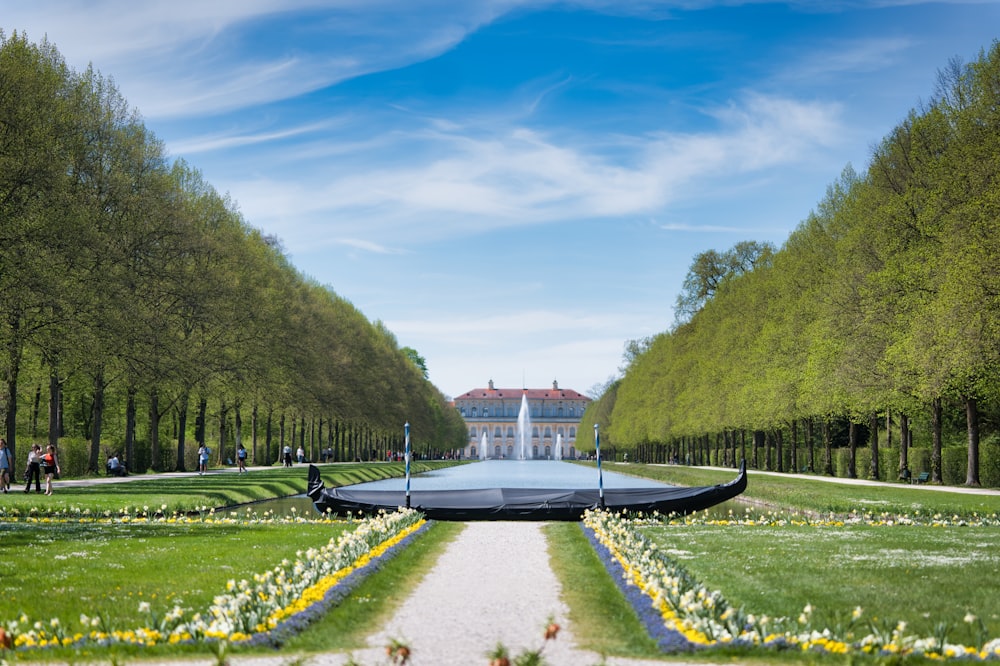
<box><xmin>454</xmin><ymin>380</ymin><xmax>591</xmax><ymax>459</ymax></box>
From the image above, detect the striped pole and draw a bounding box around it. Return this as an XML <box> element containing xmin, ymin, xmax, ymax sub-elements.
<box><xmin>404</xmin><ymin>421</ymin><xmax>411</xmax><ymax>508</ymax></box>
<box><xmin>595</xmin><ymin>423</ymin><xmax>604</xmax><ymax>508</ymax></box>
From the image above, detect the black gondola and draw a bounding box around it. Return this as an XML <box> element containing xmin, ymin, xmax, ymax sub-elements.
<box><xmin>307</xmin><ymin>461</ymin><xmax>747</xmax><ymax>521</ymax></box>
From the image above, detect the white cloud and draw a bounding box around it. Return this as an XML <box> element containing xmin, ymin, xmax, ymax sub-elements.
<box><xmin>3</xmin><ymin>0</ymin><xmax>531</xmax><ymax>118</ymax></box>
<box><xmin>217</xmin><ymin>92</ymin><xmax>844</xmax><ymax>251</ymax></box>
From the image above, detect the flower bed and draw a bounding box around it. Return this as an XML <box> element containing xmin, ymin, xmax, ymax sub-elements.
<box><xmin>583</xmin><ymin>508</ymin><xmax>1000</xmax><ymax>661</ymax></box>
<box><xmin>4</xmin><ymin>509</ymin><xmax>426</xmax><ymax>651</ymax></box>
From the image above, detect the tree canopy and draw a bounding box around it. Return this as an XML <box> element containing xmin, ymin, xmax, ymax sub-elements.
<box><xmin>593</xmin><ymin>42</ymin><xmax>1000</xmax><ymax>486</ymax></box>
<box><xmin>0</xmin><ymin>31</ymin><xmax>466</xmax><ymax>471</ymax></box>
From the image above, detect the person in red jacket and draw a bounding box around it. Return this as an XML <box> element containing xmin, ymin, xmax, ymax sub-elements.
<box><xmin>41</xmin><ymin>444</ymin><xmax>60</xmax><ymax>495</ymax></box>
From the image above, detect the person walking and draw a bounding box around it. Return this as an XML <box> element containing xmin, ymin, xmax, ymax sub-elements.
<box><xmin>24</xmin><ymin>444</ymin><xmax>41</xmax><ymax>493</ymax></box>
<box><xmin>236</xmin><ymin>444</ymin><xmax>247</xmax><ymax>474</ymax></box>
<box><xmin>282</xmin><ymin>444</ymin><xmax>292</xmax><ymax>467</ymax></box>
<box><xmin>198</xmin><ymin>444</ymin><xmax>210</xmax><ymax>475</ymax></box>
<box><xmin>41</xmin><ymin>444</ymin><xmax>60</xmax><ymax>496</ymax></box>
<box><xmin>0</xmin><ymin>438</ymin><xmax>12</xmax><ymax>493</ymax></box>
<box><xmin>296</xmin><ymin>446</ymin><xmax>305</xmax><ymax>464</ymax></box>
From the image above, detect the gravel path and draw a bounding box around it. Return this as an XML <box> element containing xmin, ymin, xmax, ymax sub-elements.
<box><xmin>330</xmin><ymin>521</ymin><xmax>679</xmax><ymax>666</ymax></box>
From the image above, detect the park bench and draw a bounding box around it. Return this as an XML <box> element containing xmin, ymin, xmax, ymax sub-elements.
<box><xmin>914</xmin><ymin>471</ymin><xmax>930</xmax><ymax>484</ymax></box>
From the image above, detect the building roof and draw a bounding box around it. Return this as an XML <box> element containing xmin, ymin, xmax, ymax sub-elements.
<box><xmin>454</xmin><ymin>384</ymin><xmax>590</xmax><ymax>402</ymax></box>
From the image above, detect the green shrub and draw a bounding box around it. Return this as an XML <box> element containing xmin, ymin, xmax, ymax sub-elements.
<box><xmin>982</xmin><ymin>434</ymin><xmax>1000</xmax><ymax>488</ymax></box>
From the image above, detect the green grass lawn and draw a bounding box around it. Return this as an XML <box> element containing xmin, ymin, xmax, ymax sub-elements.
<box><xmin>0</xmin><ymin>521</ymin><xmax>343</xmax><ymax>630</ymax></box>
<box><xmin>644</xmin><ymin>522</ymin><xmax>1000</xmax><ymax>646</ymax></box>
<box><xmin>595</xmin><ymin>461</ymin><xmax>1000</xmax><ymax>517</ymax></box>
<box><xmin>0</xmin><ymin>460</ymin><xmax>463</xmax><ymax>517</ymax></box>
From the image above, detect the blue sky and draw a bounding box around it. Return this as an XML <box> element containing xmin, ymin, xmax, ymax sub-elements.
<box><xmin>5</xmin><ymin>1</ymin><xmax>998</xmax><ymax>399</ymax></box>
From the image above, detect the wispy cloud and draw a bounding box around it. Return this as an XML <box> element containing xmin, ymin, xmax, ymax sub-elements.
<box><xmin>168</xmin><ymin>120</ymin><xmax>338</xmax><ymax>155</ymax></box>
<box><xmin>4</xmin><ymin>0</ymin><xmax>529</xmax><ymax>118</ymax></box>
<box><xmin>660</xmin><ymin>222</ymin><xmax>755</xmax><ymax>233</ymax></box>
<box><xmin>334</xmin><ymin>238</ymin><xmax>409</xmax><ymax>255</ymax></box>
<box><xmin>219</xmin><ymin>91</ymin><xmax>844</xmax><ymax>252</ymax></box>
<box><xmin>776</xmin><ymin>36</ymin><xmax>915</xmax><ymax>84</ymax></box>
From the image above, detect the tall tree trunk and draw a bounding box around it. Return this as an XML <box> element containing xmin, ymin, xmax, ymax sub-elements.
<box><xmin>931</xmin><ymin>397</ymin><xmax>943</xmax><ymax>483</ymax></box>
<box><xmin>310</xmin><ymin>416</ymin><xmax>317</xmax><ymax>462</ymax></box>
<box><xmin>327</xmin><ymin>417</ymin><xmax>334</xmax><ymax>463</ymax></box>
<box><xmin>335</xmin><ymin>419</ymin><xmax>343</xmax><ymax>461</ymax></box>
<box><xmin>125</xmin><ymin>386</ymin><xmax>137</xmax><ymax>473</ymax></box>
<box><xmin>149</xmin><ymin>388</ymin><xmax>161</xmax><ymax>472</ymax></box>
<box><xmin>805</xmin><ymin>417</ymin><xmax>815</xmax><ymax>473</ymax></box>
<box><xmin>775</xmin><ymin>428</ymin><xmax>784</xmax><ymax>473</ymax></box>
<box><xmin>300</xmin><ymin>415</ymin><xmax>307</xmax><ymax>460</ymax></box>
<box><xmin>279</xmin><ymin>412</ymin><xmax>286</xmax><ymax>462</ymax></box>
<box><xmin>885</xmin><ymin>409</ymin><xmax>892</xmax><ymax>452</ymax></box>
<box><xmin>265</xmin><ymin>406</ymin><xmax>273</xmax><ymax>466</ymax></box>
<box><xmin>251</xmin><ymin>403</ymin><xmax>258</xmax><ymax>465</ymax></box>
<box><xmin>899</xmin><ymin>413</ymin><xmax>909</xmax><ymax>478</ymax></box>
<box><xmin>89</xmin><ymin>369</ymin><xmax>105</xmax><ymax>473</ymax></box>
<box><xmin>195</xmin><ymin>396</ymin><xmax>208</xmax><ymax>449</ymax></box>
<box><xmin>964</xmin><ymin>395</ymin><xmax>981</xmax><ymax>487</ymax></box>
<box><xmin>847</xmin><ymin>421</ymin><xmax>857</xmax><ymax>479</ymax></box>
<box><xmin>175</xmin><ymin>390</ymin><xmax>189</xmax><ymax>472</ymax></box>
<box><xmin>218</xmin><ymin>399</ymin><xmax>229</xmax><ymax>466</ymax></box>
<box><xmin>32</xmin><ymin>384</ymin><xmax>41</xmax><ymax>439</ymax></box>
<box><xmin>869</xmin><ymin>412</ymin><xmax>879</xmax><ymax>480</ymax></box>
<box><xmin>234</xmin><ymin>400</ymin><xmax>243</xmax><ymax>456</ymax></box>
<box><xmin>764</xmin><ymin>431</ymin><xmax>773</xmax><ymax>471</ymax></box>
<box><xmin>48</xmin><ymin>365</ymin><xmax>60</xmax><ymax>449</ymax></box>
<box><xmin>790</xmin><ymin>420</ymin><xmax>798</xmax><ymax>473</ymax></box>
<box><xmin>822</xmin><ymin>418</ymin><xmax>833</xmax><ymax>476</ymax></box>
<box><xmin>4</xmin><ymin>321</ymin><xmax>24</xmax><ymax>460</ymax></box>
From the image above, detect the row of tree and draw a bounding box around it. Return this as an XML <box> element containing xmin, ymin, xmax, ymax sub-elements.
<box><xmin>0</xmin><ymin>32</ymin><xmax>467</xmax><ymax>472</ymax></box>
<box><xmin>582</xmin><ymin>42</ymin><xmax>1000</xmax><ymax>486</ymax></box>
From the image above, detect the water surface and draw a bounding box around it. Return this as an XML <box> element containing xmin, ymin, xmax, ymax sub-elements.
<box><xmin>351</xmin><ymin>459</ymin><xmax>669</xmax><ymax>490</ymax></box>
<box><xmin>226</xmin><ymin>460</ymin><xmax>671</xmax><ymax>517</ymax></box>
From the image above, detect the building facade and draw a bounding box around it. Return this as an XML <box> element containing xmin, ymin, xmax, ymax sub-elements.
<box><xmin>454</xmin><ymin>380</ymin><xmax>591</xmax><ymax>459</ymax></box>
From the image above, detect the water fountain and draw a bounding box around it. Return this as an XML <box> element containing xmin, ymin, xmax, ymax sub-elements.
<box><xmin>554</xmin><ymin>433</ymin><xmax>562</xmax><ymax>460</ymax></box>
<box><xmin>480</xmin><ymin>431</ymin><xmax>488</xmax><ymax>460</ymax></box>
<box><xmin>517</xmin><ymin>392</ymin><xmax>531</xmax><ymax>460</ymax></box>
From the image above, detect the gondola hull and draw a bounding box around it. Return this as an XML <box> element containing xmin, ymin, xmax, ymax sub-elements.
<box><xmin>307</xmin><ymin>462</ymin><xmax>747</xmax><ymax>521</ymax></box>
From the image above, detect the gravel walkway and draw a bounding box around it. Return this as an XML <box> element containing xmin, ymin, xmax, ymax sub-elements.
<box><xmin>321</xmin><ymin>521</ymin><xmax>677</xmax><ymax>666</ymax></box>
<box><xmin>222</xmin><ymin>521</ymin><xmax>681</xmax><ymax>666</ymax></box>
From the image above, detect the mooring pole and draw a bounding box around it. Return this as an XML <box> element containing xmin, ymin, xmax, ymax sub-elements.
<box><xmin>595</xmin><ymin>423</ymin><xmax>604</xmax><ymax>508</ymax></box>
<box><xmin>404</xmin><ymin>421</ymin><xmax>412</xmax><ymax>508</ymax></box>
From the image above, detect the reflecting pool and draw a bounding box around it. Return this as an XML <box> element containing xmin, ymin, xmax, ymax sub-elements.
<box><xmin>226</xmin><ymin>460</ymin><xmax>671</xmax><ymax>517</ymax></box>
<box><xmin>351</xmin><ymin>459</ymin><xmax>670</xmax><ymax>491</ymax></box>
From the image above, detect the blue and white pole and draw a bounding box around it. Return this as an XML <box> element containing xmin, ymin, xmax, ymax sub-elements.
<box><xmin>404</xmin><ymin>421</ymin><xmax>411</xmax><ymax>508</ymax></box>
<box><xmin>594</xmin><ymin>423</ymin><xmax>604</xmax><ymax>508</ymax></box>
